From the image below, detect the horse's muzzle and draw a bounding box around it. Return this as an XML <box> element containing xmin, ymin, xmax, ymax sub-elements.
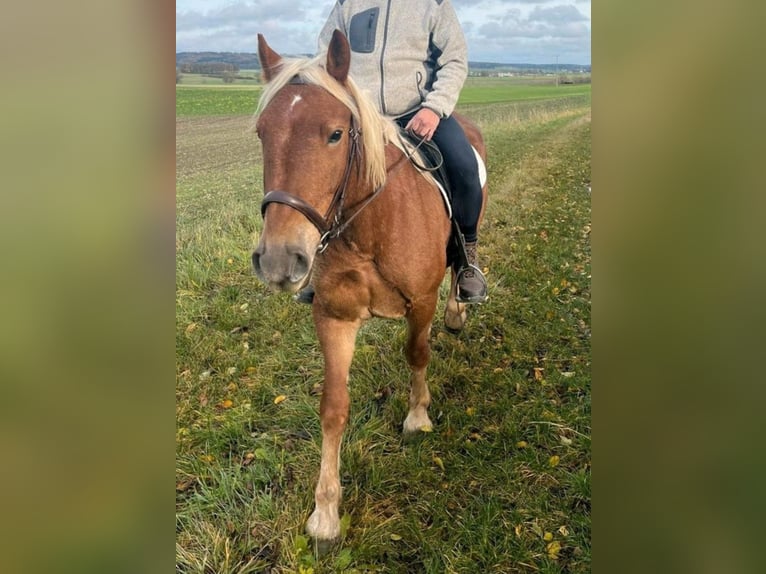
<box><xmin>252</xmin><ymin>242</ymin><xmax>311</xmax><ymax>293</ymax></box>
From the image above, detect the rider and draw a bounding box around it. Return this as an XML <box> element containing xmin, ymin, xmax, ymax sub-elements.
<box><xmin>297</xmin><ymin>0</ymin><xmax>487</xmax><ymax>304</ymax></box>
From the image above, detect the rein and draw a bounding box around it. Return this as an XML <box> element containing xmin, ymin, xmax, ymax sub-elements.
<box><xmin>261</xmin><ymin>114</ymin><xmax>429</xmax><ymax>254</ymax></box>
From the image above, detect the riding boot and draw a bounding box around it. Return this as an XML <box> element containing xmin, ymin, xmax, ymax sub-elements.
<box><xmin>456</xmin><ymin>241</ymin><xmax>488</xmax><ymax>303</ymax></box>
<box><xmin>293</xmin><ymin>285</ymin><xmax>315</xmax><ymax>305</ymax></box>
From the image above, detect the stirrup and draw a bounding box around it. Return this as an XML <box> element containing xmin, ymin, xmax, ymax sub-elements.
<box><xmin>455</xmin><ymin>265</ymin><xmax>488</xmax><ymax>304</ymax></box>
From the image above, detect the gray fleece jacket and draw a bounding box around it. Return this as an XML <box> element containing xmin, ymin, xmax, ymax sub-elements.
<box><xmin>318</xmin><ymin>0</ymin><xmax>468</xmax><ymax>119</ymax></box>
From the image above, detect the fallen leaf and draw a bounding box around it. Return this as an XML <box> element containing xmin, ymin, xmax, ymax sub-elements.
<box><xmin>549</xmin><ymin>455</ymin><xmax>560</xmax><ymax>467</ymax></box>
<box><xmin>547</xmin><ymin>540</ymin><xmax>561</xmax><ymax>560</ymax></box>
<box><xmin>466</xmin><ymin>407</ymin><xmax>476</xmax><ymax>416</ymax></box>
<box><xmin>514</xmin><ymin>524</ymin><xmax>522</xmax><ymax>537</ymax></box>
<box><xmin>558</xmin><ymin>525</ymin><xmax>569</xmax><ymax>537</ymax></box>
<box><xmin>220</xmin><ymin>399</ymin><xmax>234</xmax><ymax>409</ymax></box>
<box><xmin>516</xmin><ymin>440</ymin><xmax>528</xmax><ymax>448</ymax></box>
<box><xmin>543</xmin><ymin>532</ymin><xmax>553</xmax><ymax>542</ymax></box>
<box><xmin>390</xmin><ymin>534</ymin><xmax>402</xmax><ymax>541</ymax></box>
<box><xmin>274</xmin><ymin>395</ymin><xmax>287</xmax><ymax>405</ymax></box>
<box><xmin>199</xmin><ymin>454</ymin><xmax>214</xmax><ymax>463</ymax></box>
<box><xmin>176</xmin><ymin>478</ymin><xmax>196</xmax><ymax>492</ymax></box>
<box><xmin>432</xmin><ymin>456</ymin><xmax>445</xmax><ymax>471</ymax></box>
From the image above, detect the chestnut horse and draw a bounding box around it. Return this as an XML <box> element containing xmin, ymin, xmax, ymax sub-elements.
<box><xmin>252</xmin><ymin>31</ymin><xmax>488</xmax><ymax>544</ymax></box>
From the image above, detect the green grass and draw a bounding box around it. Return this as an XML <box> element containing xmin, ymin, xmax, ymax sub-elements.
<box><xmin>176</xmin><ymin>83</ymin><xmax>590</xmax><ymax>573</ymax></box>
<box><xmin>459</xmin><ymin>82</ymin><xmax>590</xmax><ymax>106</ymax></box>
<box><xmin>176</xmin><ymin>86</ymin><xmax>263</xmax><ymax>117</ymax></box>
<box><xmin>175</xmin><ymin>79</ymin><xmax>591</xmax><ymax>118</ymax></box>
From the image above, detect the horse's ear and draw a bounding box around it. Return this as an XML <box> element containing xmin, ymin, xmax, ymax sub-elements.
<box><xmin>326</xmin><ymin>29</ymin><xmax>350</xmax><ymax>84</ymax></box>
<box><xmin>258</xmin><ymin>33</ymin><xmax>282</xmax><ymax>82</ymax></box>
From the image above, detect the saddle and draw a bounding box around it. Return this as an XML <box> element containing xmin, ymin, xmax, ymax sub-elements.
<box><xmin>397</xmin><ymin>129</ymin><xmax>469</xmax><ymax>272</ymax></box>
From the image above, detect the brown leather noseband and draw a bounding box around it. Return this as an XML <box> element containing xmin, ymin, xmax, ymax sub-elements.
<box><xmin>260</xmin><ymin>116</ymin><xmax>361</xmax><ymax>253</ymax></box>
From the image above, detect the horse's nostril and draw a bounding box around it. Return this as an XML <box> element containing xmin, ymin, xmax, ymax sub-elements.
<box><xmin>290</xmin><ymin>251</ymin><xmax>310</xmax><ymax>282</ymax></box>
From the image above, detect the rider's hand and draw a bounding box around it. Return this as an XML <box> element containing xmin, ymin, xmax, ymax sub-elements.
<box><xmin>405</xmin><ymin>108</ymin><xmax>441</xmax><ymax>141</ymax></box>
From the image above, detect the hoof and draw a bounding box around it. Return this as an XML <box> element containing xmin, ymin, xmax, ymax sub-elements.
<box><xmin>444</xmin><ymin>323</ymin><xmax>462</xmax><ymax>335</ymax></box>
<box><xmin>403</xmin><ymin>410</ymin><xmax>433</xmax><ymax>436</ymax></box>
<box><xmin>444</xmin><ymin>303</ymin><xmax>468</xmax><ymax>333</ymax></box>
<box><xmin>444</xmin><ymin>313</ymin><xmax>467</xmax><ymax>333</ymax></box>
<box><xmin>306</xmin><ymin>508</ymin><xmax>340</xmax><ymax>552</ymax></box>
<box><xmin>311</xmin><ymin>536</ymin><xmax>338</xmax><ymax>557</ymax></box>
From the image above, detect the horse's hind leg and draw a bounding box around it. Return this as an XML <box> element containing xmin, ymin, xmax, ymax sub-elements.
<box><xmin>306</xmin><ymin>314</ymin><xmax>360</xmax><ymax>544</ymax></box>
<box><xmin>403</xmin><ymin>297</ymin><xmax>438</xmax><ymax>434</ymax></box>
<box><xmin>444</xmin><ymin>268</ymin><xmax>468</xmax><ymax>333</ymax></box>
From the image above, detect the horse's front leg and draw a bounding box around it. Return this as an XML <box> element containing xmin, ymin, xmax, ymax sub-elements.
<box><xmin>403</xmin><ymin>297</ymin><xmax>438</xmax><ymax>434</ymax></box>
<box><xmin>305</xmin><ymin>314</ymin><xmax>360</xmax><ymax>544</ymax></box>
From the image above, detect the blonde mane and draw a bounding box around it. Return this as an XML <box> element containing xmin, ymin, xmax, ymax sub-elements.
<box><xmin>255</xmin><ymin>56</ymin><xmax>425</xmax><ymax>190</ymax></box>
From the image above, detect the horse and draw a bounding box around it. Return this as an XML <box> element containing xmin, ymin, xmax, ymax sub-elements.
<box><xmin>251</xmin><ymin>31</ymin><xmax>488</xmax><ymax>544</ymax></box>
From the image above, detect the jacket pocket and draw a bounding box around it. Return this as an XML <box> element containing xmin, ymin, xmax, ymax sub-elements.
<box><xmin>348</xmin><ymin>8</ymin><xmax>379</xmax><ymax>53</ymax></box>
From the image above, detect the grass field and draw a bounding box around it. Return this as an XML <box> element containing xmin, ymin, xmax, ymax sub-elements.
<box><xmin>176</xmin><ymin>79</ymin><xmax>591</xmax><ymax>573</ymax></box>
<box><xmin>175</xmin><ymin>80</ymin><xmax>590</xmax><ymax>117</ymax></box>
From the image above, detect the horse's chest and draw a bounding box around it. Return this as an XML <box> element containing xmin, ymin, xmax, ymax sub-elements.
<box><xmin>315</xmin><ymin>258</ymin><xmax>410</xmax><ymax>320</ymax></box>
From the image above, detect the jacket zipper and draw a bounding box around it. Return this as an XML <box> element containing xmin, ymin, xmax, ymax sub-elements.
<box><xmin>379</xmin><ymin>0</ymin><xmax>392</xmax><ymax>114</ymax></box>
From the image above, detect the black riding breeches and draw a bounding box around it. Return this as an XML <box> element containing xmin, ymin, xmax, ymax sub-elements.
<box><xmin>396</xmin><ymin>111</ymin><xmax>483</xmax><ymax>243</ymax></box>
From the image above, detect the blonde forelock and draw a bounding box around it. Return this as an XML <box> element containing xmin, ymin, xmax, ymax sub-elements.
<box><xmin>255</xmin><ymin>56</ymin><xmax>426</xmax><ymax>190</ymax></box>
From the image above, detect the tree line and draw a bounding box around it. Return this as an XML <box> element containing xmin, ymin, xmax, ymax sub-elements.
<box><xmin>178</xmin><ymin>62</ymin><xmax>239</xmax><ymax>75</ymax></box>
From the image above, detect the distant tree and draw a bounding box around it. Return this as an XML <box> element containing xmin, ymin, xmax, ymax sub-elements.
<box><xmin>221</xmin><ymin>70</ymin><xmax>236</xmax><ymax>84</ymax></box>
<box><xmin>176</xmin><ymin>68</ymin><xmax>183</xmax><ymax>84</ymax></box>
<box><xmin>179</xmin><ymin>61</ymin><xmax>239</xmax><ymax>75</ymax></box>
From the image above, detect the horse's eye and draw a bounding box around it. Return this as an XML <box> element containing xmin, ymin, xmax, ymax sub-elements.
<box><xmin>328</xmin><ymin>130</ymin><xmax>343</xmax><ymax>144</ymax></box>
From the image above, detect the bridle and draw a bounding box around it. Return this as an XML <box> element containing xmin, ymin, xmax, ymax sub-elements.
<box><xmin>260</xmin><ymin>91</ymin><xmax>429</xmax><ymax>254</ymax></box>
<box><xmin>261</xmin><ymin>114</ymin><xmax>384</xmax><ymax>253</ymax></box>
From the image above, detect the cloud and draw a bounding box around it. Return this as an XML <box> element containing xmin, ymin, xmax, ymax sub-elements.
<box><xmin>528</xmin><ymin>4</ymin><xmax>588</xmax><ymax>24</ymax></box>
<box><xmin>468</xmin><ymin>4</ymin><xmax>590</xmax><ymax>63</ymax></box>
<box><xmin>176</xmin><ymin>0</ymin><xmax>590</xmax><ymax>65</ymax></box>
<box><xmin>177</xmin><ymin>1</ymin><xmax>312</xmax><ymax>32</ymax></box>
<box><xmin>454</xmin><ymin>0</ymin><xmax>556</xmax><ymax>5</ymax></box>
<box><xmin>176</xmin><ymin>1</ymin><xmax>328</xmax><ymax>54</ymax></box>
<box><xmin>474</xmin><ymin>4</ymin><xmax>589</xmax><ymax>40</ymax></box>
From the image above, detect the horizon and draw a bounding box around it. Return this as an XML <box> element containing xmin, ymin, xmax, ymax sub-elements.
<box><xmin>175</xmin><ymin>50</ymin><xmax>592</xmax><ymax>69</ymax></box>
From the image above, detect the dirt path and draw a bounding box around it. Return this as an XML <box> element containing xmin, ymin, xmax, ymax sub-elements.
<box><xmin>176</xmin><ymin>116</ymin><xmax>260</xmax><ymax>182</ymax></box>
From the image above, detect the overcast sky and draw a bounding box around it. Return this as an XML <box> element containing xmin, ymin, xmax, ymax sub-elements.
<box><xmin>176</xmin><ymin>0</ymin><xmax>591</xmax><ymax>65</ymax></box>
